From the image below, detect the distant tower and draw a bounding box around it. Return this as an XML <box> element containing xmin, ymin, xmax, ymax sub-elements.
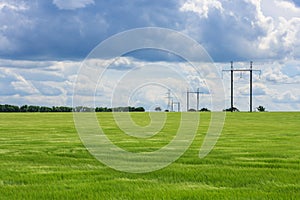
<box><xmin>166</xmin><ymin>89</ymin><xmax>171</xmax><ymax>111</ymax></box>
<box><xmin>186</xmin><ymin>88</ymin><xmax>203</xmax><ymax>111</ymax></box>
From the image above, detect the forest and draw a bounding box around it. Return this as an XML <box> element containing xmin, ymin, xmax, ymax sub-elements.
<box><xmin>0</xmin><ymin>104</ymin><xmax>145</xmax><ymax>112</ymax></box>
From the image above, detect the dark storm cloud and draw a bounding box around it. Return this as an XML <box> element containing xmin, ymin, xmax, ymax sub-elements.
<box><xmin>0</xmin><ymin>0</ymin><xmax>184</xmax><ymax>60</ymax></box>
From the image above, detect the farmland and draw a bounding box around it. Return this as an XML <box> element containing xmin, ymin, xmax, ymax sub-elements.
<box><xmin>0</xmin><ymin>112</ymin><xmax>299</xmax><ymax>199</ymax></box>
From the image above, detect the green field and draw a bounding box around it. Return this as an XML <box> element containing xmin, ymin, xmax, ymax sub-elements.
<box><xmin>0</xmin><ymin>112</ymin><xmax>299</xmax><ymax>199</ymax></box>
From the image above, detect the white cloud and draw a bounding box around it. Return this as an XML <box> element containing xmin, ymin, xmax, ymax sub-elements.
<box><xmin>32</xmin><ymin>81</ymin><xmax>63</xmax><ymax>96</ymax></box>
<box><xmin>53</xmin><ymin>0</ymin><xmax>94</xmax><ymax>10</ymax></box>
<box><xmin>2</xmin><ymin>68</ymin><xmax>39</xmax><ymax>95</ymax></box>
<box><xmin>180</xmin><ymin>0</ymin><xmax>223</xmax><ymax>18</ymax></box>
<box><xmin>264</xmin><ymin>66</ymin><xmax>290</xmax><ymax>83</ymax></box>
<box><xmin>0</xmin><ymin>59</ymin><xmax>54</xmax><ymax>69</ymax></box>
<box><xmin>262</xmin><ymin>61</ymin><xmax>300</xmax><ymax>83</ymax></box>
<box><xmin>0</xmin><ymin>1</ymin><xmax>28</xmax><ymax>11</ymax></box>
<box><xmin>180</xmin><ymin>0</ymin><xmax>300</xmax><ymax>61</ymax></box>
<box><xmin>273</xmin><ymin>90</ymin><xmax>300</xmax><ymax>103</ymax></box>
<box><xmin>238</xmin><ymin>83</ymin><xmax>269</xmax><ymax>96</ymax></box>
<box><xmin>0</xmin><ymin>59</ymin><xmax>80</xmax><ymax>105</ymax></box>
<box><xmin>0</xmin><ymin>1</ymin><xmax>34</xmax><ymax>54</ymax></box>
<box><xmin>257</xmin><ymin>16</ymin><xmax>300</xmax><ymax>58</ymax></box>
<box><xmin>247</xmin><ymin>0</ymin><xmax>300</xmax><ymax>58</ymax></box>
<box><xmin>262</xmin><ymin>0</ymin><xmax>300</xmax><ymax>19</ymax></box>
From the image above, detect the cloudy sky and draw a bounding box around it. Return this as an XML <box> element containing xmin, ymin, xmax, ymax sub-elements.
<box><xmin>0</xmin><ymin>0</ymin><xmax>300</xmax><ymax>111</ymax></box>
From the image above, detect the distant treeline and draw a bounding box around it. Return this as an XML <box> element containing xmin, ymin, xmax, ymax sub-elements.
<box><xmin>0</xmin><ymin>104</ymin><xmax>145</xmax><ymax>112</ymax></box>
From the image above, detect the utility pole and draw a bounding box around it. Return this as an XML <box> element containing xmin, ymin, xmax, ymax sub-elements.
<box><xmin>186</xmin><ymin>88</ymin><xmax>203</xmax><ymax>111</ymax></box>
<box><xmin>172</xmin><ymin>101</ymin><xmax>180</xmax><ymax>112</ymax></box>
<box><xmin>197</xmin><ymin>88</ymin><xmax>200</xmax><ymax>111</ymax></box>
<box><xmin>166</xmin><ymin>89</ymin><xmax>171</xmax><ymax>111</ymax></box>
<box><xmin>166</xmin><ymin>89</ymin><xmax>180</xmax><ymax>112</ymax></box>
<box><xmin>187</xmin><ymin>89</ymin><xmax>189</xmax><ymax>112</ymax></box>
<box><xmin>250</xmin><ymin>61</ymin><xmax>253</xmax><ymax>112</ymax></box>
<box><xmin>231</xmin><ymin>61</ymin><xmax>234</xmax><ymax>111</ymax></box>
<box><xmin>222</xmin><ymin>61</ymin><xmax>261</xmax><ymax>112</ymax></box>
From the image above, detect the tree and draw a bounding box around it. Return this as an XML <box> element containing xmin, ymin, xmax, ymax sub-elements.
<box><xmin>27</xmin><ymin>105</ymin><xmax>40</xmax><ymax>112</ymax></box>
<box><xmin>95</xmin><ymin>107</ymin><xmax>104</xmax><ymax>112</ymax></box>
<box><xmin>20</xmin><ymin>105</ymin><xmax>28</xmax><ymax>112</ymax></box>
<box><xmin>256</xmin><ymin>105</ymin><xmax>266</xmax><ymax>112</ymax></box>
<box><xmin>199</xmin><ymin>107</ymin><xmax>210</xmax><ymax>112</ymax></box>
<box><xmin>223</xmin><ymin>107</ymin><xmax>240</xmax><ymax>112</ymax></box>
<box><xmin>134</xmin><ymin>107</ymin><xmax>145</xmax><ymax>112</ymax></box>
<box><xmin>40</xmin><ymin>106</ymin><xmax>52</xmax><ymax>112</ymax></box>
<box><xmin>0</xmin><ymin>104</ymin><xmax>20</xmax><ymax>112</ymax></box>
<box><xmin>155</xmin><ymin>107</ymin><xmax>161</xmax><ymax>112</ymax></box>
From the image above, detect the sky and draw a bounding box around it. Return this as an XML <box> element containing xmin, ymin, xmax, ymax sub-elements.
<box><xmin>0</xmin><ymin>0</ymin><xmax>300</xmax><ymax>111</ymax></box>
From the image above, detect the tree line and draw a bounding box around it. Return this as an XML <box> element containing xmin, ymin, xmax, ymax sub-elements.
<box><xmin>0</xmin><ymin>104</ymin><xmax>145</xmax><ymax>112</ymax></box>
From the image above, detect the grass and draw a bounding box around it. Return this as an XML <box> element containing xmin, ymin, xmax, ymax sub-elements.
<box><xmin>0</xmin><ymin>112</ymin><xmax>299</xmax><ymax>199</ymax></box>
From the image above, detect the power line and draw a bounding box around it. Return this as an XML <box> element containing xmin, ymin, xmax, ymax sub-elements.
<box><xmin>186</xmin><ymin>88</ymin><xmax>204</xmax><ymax>111</ymax></box>
<box><xmin>222</xmin><ymin>61</ymin><xmax>261</xmax><ymax>112</ymax></box>
<box><xmin>165</xmin><ymin>89</ymin><xmax>180</xmax><ymax>112</ymax></box>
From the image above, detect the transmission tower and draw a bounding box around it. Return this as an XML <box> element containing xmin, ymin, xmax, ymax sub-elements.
<box><xmin>171</xmin><ymin>98</ymin><xmax>180</xmax><ymax>112</ymax></box>
<box><xmin>166</xmin><ymin>89</ymin><xmax>180</xmax><ymax>112</ymax></box>
<box><xmin>186</xmin><ymin>88</ymin><xmax>203</xmax><ymax>111</ymax></box>
<box><xmin>222</xmin><ymin>61</ymin><xmax>261</xmax><ymax>112</ymax></box>
<box><xmin>166</xmin><ymin>89</ymin><xmax>171</xmax><ymax>111</ymax></box>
